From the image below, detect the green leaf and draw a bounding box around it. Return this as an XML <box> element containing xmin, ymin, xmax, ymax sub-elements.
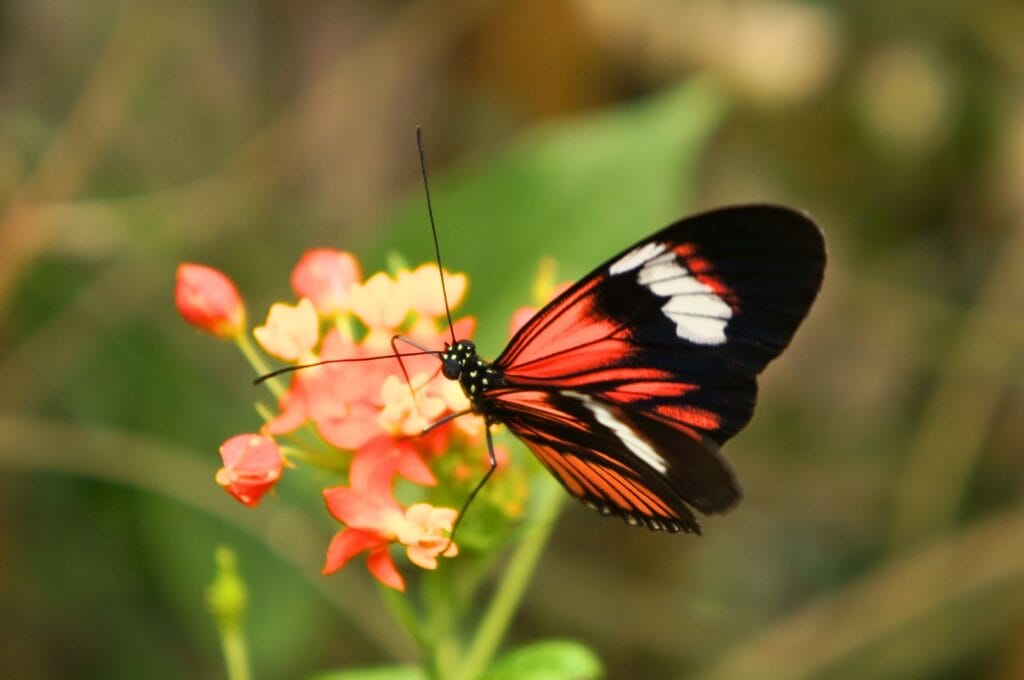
<box><xmin>308</xmin><ymin>665</ymin><xmax>427</xmax><ymax>680</ymax></box>
<box><xmin>372</xmin><ymin>78</ymin><xmax>727</xmax><ymax>353</ymax></box>
<box><xmin>481</xmin><ymin>639</ymin><xmax>603</xmax><ymax>680</ymax></box>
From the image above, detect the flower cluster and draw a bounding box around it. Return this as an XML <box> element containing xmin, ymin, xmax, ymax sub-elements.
<box><xmin>175</xmin><ymin>250</ymin><xmax>490</xmax><ymax>591</ymax></box>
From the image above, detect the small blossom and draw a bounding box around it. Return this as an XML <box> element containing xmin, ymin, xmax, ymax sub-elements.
<box><xmin>291</xmin><ymin>249</ymin><xmax>361</xmax><ymax>316</ymax></box>
<box><xmin>397</xmin><ymin>264</ymin><xmax>467</xmax><ymax>320</ymax></box>
<box><xmin>175</xmin><ymin>263</ymin><xmax>246</xmax><ymax>339</ymax></box>
<box><xmin>254</xmin><ymin>298</ymin><xmax>319</xmax><ymax>362</ymax></box>
<box><xmin>399</xmin><ymin>504</ymin><xmax>459</xmax><ymax>569</ymax></box>
<box><xmin>348</xmin><ymin>272</ymin><xmax>413</xmax><ymax>338</ymax></box>
<box><xmin>215</xmin><ymin>434</ymin><xmax>283</xmax><ymax>507</ymax></box>
<box><xmin>379</xmin><ymin>374</ymin><xmax>447</xmax><ymax>436</ymax></box>
<box><xmin>322</xmin><ymin>443</ymin><xmax>457</xmax><ymax>590</ymax></box>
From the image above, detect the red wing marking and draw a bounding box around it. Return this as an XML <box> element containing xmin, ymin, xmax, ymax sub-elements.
<box><xmin>505</xmin><ymin>362</ymin><xmax>675</xmax><ymax>388</ymax></box>
<box><xmin>499</xmin><ymin>277</ymin><xmax>613</xmax><ymax>369</ymax></box>
<box><xmin>603</xmin><ymin>381</ymin><xmax>698</xmax><ymax>401</ymax></box>
<box><xmin>652</xmin><ymin>404</ymin><xmax>722</xmax><ymax>431</ymax></box>
<box><xmin>526</xmin><ymin>440</ymin><xmax>679</xmax><ymax>519</ymax></box>
<box><xmin>503</xmin><ymin>337</ymin><xmax>632</xmax><ymax>376</ymax></box>
<box><xmin>673</xmin><ymin>245</ymin><xmax>736</xmax><ymax>306</ymax></box>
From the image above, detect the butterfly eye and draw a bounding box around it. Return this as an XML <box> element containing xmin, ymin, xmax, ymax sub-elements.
<box><xmin>442</xmin><ymin>357</ymin><xmax>462</xmax><ymax>380</ymax></box>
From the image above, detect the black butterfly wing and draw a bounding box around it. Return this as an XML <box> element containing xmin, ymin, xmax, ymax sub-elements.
<box><xmin>493</xmin><ymin>204</ymin><xmax>825</xmax><ymax>444</ymax></box>
<box><xmin>482</xmin><ymin>205</ymin><xmax>825</xmax><ymax>530</ymax></box>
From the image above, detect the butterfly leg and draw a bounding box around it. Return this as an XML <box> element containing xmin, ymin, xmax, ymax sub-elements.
<box><xmin>390</xmin><ymin>334</ymin><xmax>442</xmax><ymax>414</ymax></box>
<box><xmin>444</xmin><ymin>424</ymin><xmax>498</xmax><ymax>550</ymax></box>
<box><xmin>414</xmin><ymin>408</ymin><xmax>473</xmax><ymax>436</ymax></box>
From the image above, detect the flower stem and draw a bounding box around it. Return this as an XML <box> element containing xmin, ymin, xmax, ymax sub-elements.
<box><xmin>454</xmin><ymin>476</ymin><xmax>563</xmax><ymax>680</ymax></box>
<box><xmin>380</xmin><ymin>582</ymin><xmax>427</xmax><ymax>651</ymax></box>
<box><xmin>207</xmin><ymin>547</ymin><xmax>252</xmax><ymax>680</ymax></box>
<box><xmin>219</xmin><ymin>621</ymin><xmax>252</xmax><ymax>680</ymax></box>
<box><xmin>278</xmin><ymin>444</ymin><xmax>348</xmax><ymax>473</ymax></box>
<box><xmin>423</xmin><ymin>561</ymin><xmax>461</xmax><ymax>679</ymax></box>
<box><xmin>235</xmin><ymin>331</ymin><xmax>285</xmax><ymax>399</ymax></box>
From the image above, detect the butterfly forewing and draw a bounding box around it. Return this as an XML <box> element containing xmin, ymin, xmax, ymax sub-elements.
<box><xmin>481</xmin><ymin>205</ymin><xmax>825</xmax><ymax>531</ymax></box>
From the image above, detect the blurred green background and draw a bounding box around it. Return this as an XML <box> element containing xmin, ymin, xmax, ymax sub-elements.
<box><xmin>2</xmin><ymin>1</ymin><xmax>1023</xmax><ymax>678</ymax></box>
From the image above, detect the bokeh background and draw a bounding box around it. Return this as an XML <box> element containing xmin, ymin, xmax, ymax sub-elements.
<box><xmin>2</xmin><ymin>0</ymin><xmax>1023</xmax><ymax>678</ymax></box>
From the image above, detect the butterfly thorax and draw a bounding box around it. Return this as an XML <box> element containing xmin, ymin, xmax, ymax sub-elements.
<box><xmin>440</xmin><ymin>340</ymin><xmax>505</xmax><ymax>413</ymax></box>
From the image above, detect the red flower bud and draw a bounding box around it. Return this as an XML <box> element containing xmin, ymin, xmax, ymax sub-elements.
<box><xmin>176</xmin><ymin>263</ymin><xmax>246</xmax><ymax>339</ymax></box>
<box><xmin>291</xmin><ymin>249</ymin><xmax>360</xmax><ymax>316</ymax></box>
<box><xmin>215</xmin><ymin>434</ymin><xmax>283</xmax><ymax>507</ymax></box>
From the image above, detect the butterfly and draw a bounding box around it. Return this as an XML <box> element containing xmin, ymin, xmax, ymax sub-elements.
<box><xmin>435</xmin><ymin>204</ymin><xmax>826</xmax><ymax>534</ymax></box>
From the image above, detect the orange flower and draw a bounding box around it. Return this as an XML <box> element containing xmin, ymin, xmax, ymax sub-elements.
<box><xmin>322</xmin><ymin>438</ymin><xmax>456</xmax><ymax>591</ymax></box>
<box><xmin>348</xmin><ymin>272</ymin><xmax>413</xmax><ymax>346</ymax></box>
<box><xmin>175</xmin><ymin>263</ymin><xmax>246</xmax><ymax>339</ymax></box>
<box><xmin>396</xmin><ymin>263</ymin><xmax>467</xmax><ymax>321</ymax></box>
<box><xmin>215</xmin><ymin>434</ymin><xmax>283</xmax><ymax>507</ymax></box>
<box><xmin>267</xmin><ymin>317</ymin><xmax>477</xmax><ymax>452</ymax></box>
<box><xmin>291</xmin><ymin>249</ymin><xmax>360</xmax><ymax>317</ymax></box>
<box><xmin>254</xmin><ymin>298</ymin><xmax>320</xmax><ymax>362</ymax></box>
<box><xmin>184</xmin><ymin>252</ymin><xmax>502</xmax><ymax>586</ymax></box>
<box><xmin>378</xmin><ymin>373</ymin><xmax>448</xmax><ymax>436</ymax></box>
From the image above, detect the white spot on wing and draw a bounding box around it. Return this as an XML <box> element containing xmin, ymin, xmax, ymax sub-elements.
<box><xmin>662</xmin><ymin>294</ymin><xmax>731</xmax><ymax>319</ymax></box>
<box><xmin>636</xmin><ymin>250</ymin><xmax>731</xmax><ymax>344</ymax></box>
<box><xmin>563</xmin><ymin>390</ymin><xmax>668</xmax><ymax>474</ymax></box>
<box><xmin>609</xmin><ymin>242</ymin><xmax>667</xmax><ymax>275</ymax></box>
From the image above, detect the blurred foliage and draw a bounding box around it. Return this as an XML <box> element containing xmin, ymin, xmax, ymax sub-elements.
<box><xmin>2</xmin><ymin>0</ymin><xmax>1023</xmax><ymax>678</ymax></box>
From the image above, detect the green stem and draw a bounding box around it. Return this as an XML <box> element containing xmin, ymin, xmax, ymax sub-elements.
<box><xmin>454</xmin><ymin>477</ymin><xmax>563</xmax><ymax>680</ymax></box>
<box><xmin>425</xmin><ymin>561</ymin><xmax>461</xmax><ymax>679</ymax></box>
<box><xmin>208</xmin><ymin>547</ymin><xmax>252</xmax><ymax>680</ymax></box>
<box><xmin>235</xmin><ymin>331</ymin><xmax>285</xmax><ymax>399</ymax></box>
<box><xmin>380</xmin><ymin>582</ymin><xmax>428</xmax><ymax>652</ymax></box>
<box><xmin>278</xmin><ymin>445</ymin><xmax>348</xmax><ymax>473</ymax></box>
<box><xmin>219</xmin><ymin>623</ymin><xmax>252</xmax><ymax>680</ymax></box>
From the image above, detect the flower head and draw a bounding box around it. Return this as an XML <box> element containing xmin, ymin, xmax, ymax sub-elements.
<box><xmin>215</xmin><ymin>434</ymin><xmax>283</xmax><ymax>507</ymax></box>
<box><xmin>322</xmin><ymin>441</ymin><xmax>457</xmax><ymax>591</ymax></box>
<box><xmin>291</xmin><ymin>249</ymin><xmax>360</xmax><ymax>317</ymax></box>
<box><xmin>176</xmin><ymin>263</ymin><xmax>246</xmax><ymax>339</ymax></box>
<box><xmin>397</xmin><ymin>264</ymin><xmax>467</xmax><ymax>320</ymax></box>
<box><xmin>254</xmin><ymin>298</ymin><xmax>320</xmax><ymax>362</ymax></box>
<box><xmin>349</xmin><ymin>272</ymin><xmax>413</xmax><ymax>343</ymax></box>
<box><xmin>179</xmin><ymin>247</ymin><xmax>523</xmax><ymax>591</ymax></box>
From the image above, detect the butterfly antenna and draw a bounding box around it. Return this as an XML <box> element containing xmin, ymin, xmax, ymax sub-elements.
<box><xmin>252</xmin><ymin>351</ymin><xmax>439</xmax><ymax>385</ymax></box>
<box><xmin>416</xmin><ymin>126</ymin><xmax>457</xmax><ymax>346</ymax></box>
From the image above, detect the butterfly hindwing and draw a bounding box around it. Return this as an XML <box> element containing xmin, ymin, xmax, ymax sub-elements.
<box><xmin>486</xmin><ymin>388</ymin><xmax>741</xmax><ymax>533</ymax></box>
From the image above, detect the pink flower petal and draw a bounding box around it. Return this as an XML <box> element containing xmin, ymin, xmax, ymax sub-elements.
<box><xmin>316</xmin><ymin>405</ymin><xmax>383</xmax><ymax>450</ymax></box>
<box><xmin>322</xmin><ymin>481</ymin><xmax>400</xmax><ymax>529</ymax></box>
<box><xmin>265</xmin><ymin>377</ymin><xmax>311</xmax><ymax>434</ymax></box>
<box><xmin>323</xmin><ymin>528</ymin><xmax>386</xmax><ymax>575</ymax></box>
<box><xmin>367</xmin><ymin>547</ymin><xmax>405</xmax><ymax>591</ymax></box>
<box><xmin>291</xmin><ymin>249</ymin><xmax>360</xmax><ymax>316</ymax></box>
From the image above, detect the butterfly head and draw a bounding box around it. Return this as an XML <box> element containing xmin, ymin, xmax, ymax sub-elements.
<box><xmin>440</xmin><ymin>340</ymin><xmax>505</xmax><ymax>403</ymax></box>
<box><xmin>440</xmin><ymin>340</ymin><xmax>477</xmax><ymax>380</ymax></box>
